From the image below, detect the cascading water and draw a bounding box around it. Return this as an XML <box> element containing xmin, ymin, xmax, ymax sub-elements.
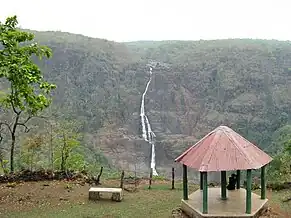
<box><xmin>140</xmin><ymin>67</ymin><xmax>158</xmax><ymax>176</ymax></box>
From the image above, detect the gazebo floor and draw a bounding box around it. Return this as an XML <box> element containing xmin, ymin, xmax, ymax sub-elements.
<box><xmin>181</xmin><ymin>188</ymin><xmax>268</xmax><ymax>218</ymax></box>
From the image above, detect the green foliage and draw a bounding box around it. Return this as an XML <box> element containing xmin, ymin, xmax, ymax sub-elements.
<box><xmin>0</xmin><ymin>158</ymin><xmax>9</xmax><ymax>174</ymax></box>
<box><xmin>267</xmin><ymin>125</ymin><xmax>291</xmax><ymax>183</ymax></box>
<box><xmin>19</xmin><ymin>134</ymin><xmax>45</xmax><ymax>171</ymax></box>
<box><xmin>84</xmin><ymin>147</ymin><xmax>111</xmax><ymax>175</ymax></box>
<box><xmin>28</xmin><ymin>32</ymin><xmax>291</xmax><ymax>155</ymax></box>
<box><xmin>2</xmin><ymin>23</ymin><xmax>291</xmax><ymax>175</ymax></box>
<box><xmin>153</xmin><ymin>175</ymin><xmax>168</xmax><ymax>181</ymax></box>
<box><xmin>14</xmin><ymin>117</ymin><xmax>111</xmax><ymax>174</ymax></box>
<box><xmin>0</xmin><ymin>16</ymin><xmax>56</xmax><ymax>114</ymax></box>
<box><xmin>269</xmin><ymin>125</ymin><xmax>291</xmax><ymax>154</ymax></box>
<box><xmin>52</xmin><ymin>121</ymin><xmax>84</xmax><ymax>172</ymax></box>
<box><xmin>284</xmin><ymin>139</ymin><xmax>291</xmax><ymax>155</ymax></box>
<box><xmin>65</xmin><ymin>152</ymin><xmax>86</xmax><ymax>171</ymax></box>
<box><xmin>0</xmin><ymin>16</ymin><xmax>56</xmax><ymax>172</ymax></box>
<box><xmin>64</xmin><ymin>183</ymin><xmax>73</xmax><ymax>190</ymax></box>
<box><xmin>268</xmin><ymin>151</ymin><xmax>291</xmax><ymax>183</ymax></box>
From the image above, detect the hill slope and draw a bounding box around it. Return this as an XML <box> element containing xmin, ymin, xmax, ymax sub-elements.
<box><xmin>19</xmin><ymin>31</ymin><xmax>291</xmax><ymax>176</ymax></box>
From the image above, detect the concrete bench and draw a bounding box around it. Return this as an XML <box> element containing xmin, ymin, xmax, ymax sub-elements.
<box><xmin>89</xmin><ymin>187</ymin><xmax>123</xmax><ymax>202</ymax></box>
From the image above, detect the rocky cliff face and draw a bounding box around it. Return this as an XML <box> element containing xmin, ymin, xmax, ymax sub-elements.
<box><xmin>30</xmin><ymin>32</ymin><xmax>291</xmax><ymax>180</ymax></box>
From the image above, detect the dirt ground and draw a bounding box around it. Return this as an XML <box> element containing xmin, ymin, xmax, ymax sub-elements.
<box><xmin>0</xmin><ymin>180</ymin><xmax>91</xmax><ymax>215</ymax></box>
<box><xmin>0</xmin><ymin>180</ymin><xmax>290</xmax><ymax>218</ymax></box>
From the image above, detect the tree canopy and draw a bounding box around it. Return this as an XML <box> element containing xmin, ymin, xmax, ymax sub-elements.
<box><xmin>0</xmin><ymin>16</ymin><xmax>56</xmax><ymax>172</ymax></box>
<box><xmin>0</xmin><ymin>16</ymin><xmax>56</xmax><ymax>114</ymax></box>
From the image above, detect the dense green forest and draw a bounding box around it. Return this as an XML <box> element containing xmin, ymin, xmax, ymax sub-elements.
<box><xmin>0</xmin><ymin>16</ymin><xmax>291</xmax><ymax>182</ymax></box>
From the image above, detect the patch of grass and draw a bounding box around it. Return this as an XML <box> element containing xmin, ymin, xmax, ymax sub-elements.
<box><xmin>144</xmin><ymin>183</ymin><xmax>198</xmax><ymax>191</ymax></box>
<box><xmin>2</xmin><ymin>180</ymin><xmax>291</xmax><ymax>218</ymax></box>
<box><xmin>254</xmin><ymin>188</ymin><xmax>291</xmax><ymax>216</ymax></box>
<box><xmin>4</xmin><ymin>183</ymin><xmax>194</xmax><ymax>218</ymax></box>
<box><xmin>64</xmin><ymin>183</ymin><xmax>73</xmax><ymax>190</ymax></box>
<box><xmin>152</xmin><ymin>175</ymin><xmax>168</xmax><ymax>181</ymax></box>
<box><xmin>267</xmin><ymin>189</ymin><xmax>291</xmax><ymax>213</ymax></box>
<box><xmin>144</xmin><ymin>183</ymin><xmax>181</xmax><ymax>191</ymax></box>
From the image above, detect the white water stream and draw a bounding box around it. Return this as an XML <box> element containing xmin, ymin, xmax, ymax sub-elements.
<box><xmin>140</xmin><ymin>67</ymin><xmax>158</xmax><ymax>176</ymax></box>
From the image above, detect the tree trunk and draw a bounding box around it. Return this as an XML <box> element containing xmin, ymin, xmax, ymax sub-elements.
<box><xmin>30</xmin><ymin>149</ymin><xmax>35</xmax><ymax>171</ymax></box>
<box><xmin>60</xmin><ymin>132</ymin><xmax>66</xmax><ymax>172</ymax></box>
<box><xmin>171</xmin><ymin>167</ymin><xmax>175</xmax><ymax>190</ymax></box>
<box><xmin>0</xmin><ymin>152</ymin><xmax>6</xmax><ymax>174</ymax></box>
<box><xmin>148</xmin><ymin>168</ymin><xmax>153</xmax><ymax>189</ymax></box>
<box><xmin>50</xmin><ymin>123</ymin><xmax>54</xmax><ymax>171</ymax></box>
<box><xmin>10</xmin><ymin>134</ymin><xmax>16</xmax><ymax>172</ymax></box>
<box><xmin>96</xmin><ymin>166</ymin><xmax>103</xmax><ymax>185</ymax></box>
<box><xmin>61</xmin><ymin>151</ymin><xmax>65</xmax><ymax>171</ymax></box>
<box><xmin>120</xmin><ymin>170</ymin><xmax>125</xmax><ymax>189</ymax></box>
<box><xmin>10</xmin><ymin>114</ymin><xmax>20</xmax><ymax>173</ymax></box>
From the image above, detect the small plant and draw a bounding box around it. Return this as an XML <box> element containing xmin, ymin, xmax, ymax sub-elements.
<box><xmin>153</xmin><ymin>175</ymin><xmax>167</xmax><ymax>181</ymax></box>
<box><xmin>6</xmin><ymin>182</ymin><xmax>17</xmax><ymax>188</ymax></box>
<box><xmin>64</xmin><ymin>183</ymin><xmax>73</xmax><ymax>191</ymax></box>
<box><xmin>0</xmin><ymin>159</ymin><xmax>9</xmax><ymax>174</ymax></box>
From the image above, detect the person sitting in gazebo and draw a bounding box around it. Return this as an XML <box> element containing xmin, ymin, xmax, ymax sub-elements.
<box><xmin>227</xmin><ymin>173</ymin><xmax>237</xmax><ymax>190</ymax></box>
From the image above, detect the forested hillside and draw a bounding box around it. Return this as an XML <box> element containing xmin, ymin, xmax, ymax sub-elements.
<box><xmin>2</xmin><ymin>28</ymin><xmax>291</xmax><ymax>178</ymax></box>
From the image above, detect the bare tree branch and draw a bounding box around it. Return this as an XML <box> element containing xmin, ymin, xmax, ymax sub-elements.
<box><xmin>15</xmin><ymin>114</ymin><xmax>33</xmax><ymax>133</ymax></box>
<box><xmin>16</xmin><ymin>122</ymin><xmax>30</xmax><ymax>133</ymax></box>
<box><xmin>10</xmin><ymin>85</ymin><xmax>21</xmax><ymax>116</ymax></box>
<box><xmin>0</xmin><ymin>132</ymin><xmax>3</xmax><ymax>144</ymax></box>
<box><xmin>22</xmin><ymin>116</ymin><xmax>32</xmax><ymax>125</ymax></box>
<box><xmin>35</xmin><ymin>115</ymin><xmax>50</xmax><ymax>120</ymax></box>
<box><xmin>11</xmin><ymin>101</ymin><xmax>20</xmax><ymax>115</ymax></box>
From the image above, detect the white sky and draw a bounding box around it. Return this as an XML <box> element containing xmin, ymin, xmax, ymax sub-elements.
<box><xmin>1</xmin><ymin>0</ymin><xmax>291</xmax><ymax>42</ymax></box>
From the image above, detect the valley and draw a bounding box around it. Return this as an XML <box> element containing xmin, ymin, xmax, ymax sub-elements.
<box><xmin>31</xmin><ymin>33</ymin><xmax>291</xmax><ymax>178</ymax></box>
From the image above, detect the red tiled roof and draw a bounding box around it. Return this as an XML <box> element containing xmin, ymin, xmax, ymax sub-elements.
<box><xmin>175</xmin><ymin>125</ymin><xmax>273</xmax><ymax>172</ymax></box>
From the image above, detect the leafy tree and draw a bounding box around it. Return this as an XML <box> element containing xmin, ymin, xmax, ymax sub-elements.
<box><xmin>285</xmin><ymin>140</ymin><xmax>291</xmax><ymax>155</ymax></box>
<box><xmin>0</xmin><ymin>16</ymin><xmax>56</xmax><ymax>172</ymax></box>
<box><xmin>267</xmin><ymin>125</ymin><xmax>291</xmax><ymax>182</ymax></box>
<box><xmin>268</xmin><ymin>151</ymin><xmax>291</xmax><ymax>183</ymax></box>
<box><xmin>268</xmin><ymin>125</ymin><xmax>291</xmax><ymax>154</ymax></box>
<box><xmin>20</xmin><ymin>134</ymin><xmax>45</xmax><ymax>171</ymax></box>
<box><xmin>53</xmin><ymin>121</ymin><xmax>85</xmax><ymax>172</ymax></box>
<box><xmin>0</xmin><ymin>151</ymin><xmax>9</xmax><ymax>174</ymax></box>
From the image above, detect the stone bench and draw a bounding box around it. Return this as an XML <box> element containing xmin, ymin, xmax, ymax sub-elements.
<box><xmin>89</xmin><ymin>187</ymin><xmax>123</xmax><ymax>202</ymax></box>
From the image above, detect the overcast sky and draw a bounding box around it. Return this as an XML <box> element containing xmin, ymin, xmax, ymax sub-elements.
<box><xmin>1</xmin><ymin>0</ymin><xmax>290</xmax><ymax>42</ymax></box>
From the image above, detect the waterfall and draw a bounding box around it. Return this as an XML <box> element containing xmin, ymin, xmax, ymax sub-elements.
<box><xmin>140</xmin><ymin>67</ymin><xmax>158</xmax><ymax>176</ymax></box>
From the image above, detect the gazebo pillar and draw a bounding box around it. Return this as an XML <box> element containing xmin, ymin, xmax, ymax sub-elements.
<box><xmin>236</xmin><ymin>170</ymin><xmax>241</xmax><ymax>189</ymax></box>
<box><xmin>200</xmin><ymin>172</ymin><xmax>203</xmax><ymax>190</ymax></box>
<box><xmin>261</xmin><ymin>165</ymin><xmax>266</xmax><ymax>199</ymax></box>
<box><xmin>246</xmin><ymin>169</ymin><xmax>252</xmax><ymax>214</ymax></box>
<box><xmin>221</xmin><ymin>171</ymin><xmax>227</xmax><ymax>200</ymax></box>
<box><xmin>182</xmin><ymin>164</ymin><xmax>188</xmax><ymax>200</ymax></box>
<box><xmin>202</xmin><ymin>171</ymin><xmax>208</xmax><ymax>214</ymax></box>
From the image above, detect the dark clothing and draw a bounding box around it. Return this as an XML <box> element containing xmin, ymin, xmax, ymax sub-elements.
<box><xmin>227</xmin><ymin>174</ymin><xmax>237</xmax><ymax>190</ymax></box>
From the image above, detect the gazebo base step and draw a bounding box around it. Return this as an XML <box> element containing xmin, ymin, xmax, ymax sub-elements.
<box><xmin>181</xmin><ymin>188</ymin><xmax>268</xmax><ymax>218</ymax></box>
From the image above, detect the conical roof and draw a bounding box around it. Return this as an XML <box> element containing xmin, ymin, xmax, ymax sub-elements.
<box><xmin>175</xmin><ymin>125</ymin><xmax>272</xmax><ymax>172</ymax></box>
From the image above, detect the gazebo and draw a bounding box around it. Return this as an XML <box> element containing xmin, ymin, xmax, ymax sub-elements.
<box><xmin>175</xmin><ymin>125</ymin><xmax>273</xmax><ymax>218</ymax></box>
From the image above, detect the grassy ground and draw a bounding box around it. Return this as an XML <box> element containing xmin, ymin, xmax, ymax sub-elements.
<box><xmin>256</xmin><ymin>189</ymin><xmax>291</xmax><ymax>217</ymax></box>
<box><xmin>0</xmin><ymin>179</ymin><xmax>290</xmax><ymax>218</ymax></box>
<box><xmin>0</xmin><ymin>180</ymin><xmax>197</xmax><ymax>218</ymax></box>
